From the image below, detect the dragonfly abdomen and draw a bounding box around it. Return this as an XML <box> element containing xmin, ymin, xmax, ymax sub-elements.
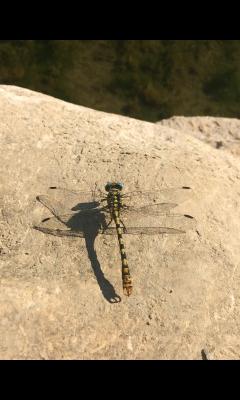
<box><xmin>114</xmin><ymin>212</ymin><xmax>132</xmax><ymax>296</ymax></box>
<box><xmin>110</xmin><ymin>192</ymin><xmax>132</xmax><ymax>296</ymax></box>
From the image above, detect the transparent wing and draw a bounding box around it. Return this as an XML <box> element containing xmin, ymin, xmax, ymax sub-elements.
<box><xmin>37</xmin><ymin>186</ymin><xmax>192</xmax><ymax>213</ymax></box>
<box><xmin>33</xmin><ymin>213</ymin><xmax>195</xmax><ymax>237</ymax></box>
<box><xmin>38</xmin><ymin>193</ymin><xmax>179</xmax><ymax>221</ymax></box>
<box><xmin>102</xmin><ymin>227</ymin><xmax>186</xmax><ymax>235</ymax></box>
<box><xmin>38</xmin><ymin>186</ymin><xmax>106</xmax><ymax>211</ymax></box>
<box><xmin>119</xmin><ymin>212</ymin><xmax>196</xmax><ymax>233</ymax></box>
<box><xmin>36</xmin><ymin>194</ymin><xmax>108</xmax><ymax>225</ymax></box>
<box><xmin>34</xmin><ymin>224</ymin><xmax>86</xmax><ymax>238</ymax></box>
<box><xmin>35</xmin><ymin>185</ymin><xmax>195</xmax><ymax>238</ymax></box>
<box><xmin>122</xmin><ymin>186</ymin><xmax>193</xmax><ymax>208</ymax></box>
<box><xmin>34</xmin><ymin>190</ymin><xmax>113</xmax><ymax>238</ymax></box>
<box><xmin>122</xmin><ymin>202</ymin><xmax>178</xmax><ymax>215</ymax></box>
<box><xmin>33</xmin><ymin>208</ymin><xmax>113</xmax><ymax>238</ymax></box>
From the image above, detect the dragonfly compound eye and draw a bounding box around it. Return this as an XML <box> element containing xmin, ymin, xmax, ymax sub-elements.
<box><xmin>116</xmin><ymin>182</ymin><xmax>123</xmax><ymax>191</ymax></box>
<box><xmin>105</xmin><ymin>182</ymin><xmax>111</xmax><ymax>192</ymax></box>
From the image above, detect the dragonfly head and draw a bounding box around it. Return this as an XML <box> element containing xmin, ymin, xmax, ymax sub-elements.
<box><xmin>105</xmin><ymin>182</ymin><xmax>123</xmax><ymax>192</ymax></box>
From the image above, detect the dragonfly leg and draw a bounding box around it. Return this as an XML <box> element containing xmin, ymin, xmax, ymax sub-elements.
<box><xmin>102</xmin><ymin>218</ymin><xmax>113</xmax><ymax>233</ymax></box>
<box><xmin>120</xmin><ymin>219</ymin><xmax>127</xmax><ymax>233</ymax></box>
<box><xmin>101</xmin><ymin>205</ymin><xmax>110</xmax><ymax>213</ymax></box>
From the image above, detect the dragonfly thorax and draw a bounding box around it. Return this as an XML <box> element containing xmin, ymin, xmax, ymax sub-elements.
<box><xmin>107</xmin><ymin>190</ymin><xmax>123</xmax><ymax>211</ymax></box>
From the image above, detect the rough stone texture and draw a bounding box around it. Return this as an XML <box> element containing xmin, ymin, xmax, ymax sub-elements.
<box><xmin>157</xmin><ymin>116</ymin><xmax>240</xmax><ymax>157</ymax></box>
<box><xmin>1</xmin><ymin>85</ymin><xmax>240</xmax><ymax>360</ymax></box>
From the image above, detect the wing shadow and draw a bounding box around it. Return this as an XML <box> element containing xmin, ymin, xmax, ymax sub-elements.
<box><xmin>35</xmin><ymin>198</ymin><xmax>121</xmax><ymax>304</ymax></box>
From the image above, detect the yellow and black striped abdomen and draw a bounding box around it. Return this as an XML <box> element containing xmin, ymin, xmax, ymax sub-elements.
<box><xmin>111</xmin><ymin>194</ymin><xmax>132</xmax><ymax>296</ymax></box>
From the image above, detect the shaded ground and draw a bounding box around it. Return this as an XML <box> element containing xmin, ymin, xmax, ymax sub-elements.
<box><xmin>1</xmin><ymin>40</ymin><xmax>240</xmax><ymax>121</ymax></box>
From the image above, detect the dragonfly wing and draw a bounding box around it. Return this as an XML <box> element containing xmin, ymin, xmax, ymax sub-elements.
<box><xmin>119</xmin><ymin>212</ymin><xmax>196</xmax><ymax>232</ymax></box>
<box><xmin>37</xmin><ymin>195</ymin><xmax>77</xmax><ymax>223</ymax></box>
<box><xmin>34</xmin><ymin>206</ymin><xmax>113</xmax><ymax>236</ymax></box>
<box><xmin>34</xmin><ymin>224</ymin><xmax>86</xmax><ymax>238</ymax></box>
<box><xmin>122</xmin><ymin>202</ymin><xmax>178</xmax><ymax>215</ymax></box>
<box><xmin>122</xmin><ymin>186</ymin><xmax>193</xmax><ymax>207</ymax></box>
<box><xmin>39</xmin><ymin>186</ymin><xmax>106</xmax><ymax>211</ymax></box>
<box><xmin>36</xmin><ymin>194</ymin><xmax>108</xmax><ymax>224</ymax></box>
<box><xmin>33</xmin><ymin>214</ymin><xmax>110</xmax><ymax>238</ymax></box>
<box><xmin>34</xmin><ymin>212</ymin><xmax>195</xmax><ymax>237</ymax></box>
<box><xmin>101</xmin><ymin>227</ymin><xmax>186</xmax><ymax>235</ymax></box>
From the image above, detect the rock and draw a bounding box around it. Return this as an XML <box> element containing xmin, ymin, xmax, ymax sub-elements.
<box><xmin>157</xmin><ymin>116</ymin><xmax>240</xmax><ymax>157</ymax></box>
<box><xmin>0</xmin><ymin>85</ymin><xmax>240</xmax><ymax>359</ymax></box>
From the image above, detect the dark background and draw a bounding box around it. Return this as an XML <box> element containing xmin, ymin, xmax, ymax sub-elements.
<box><xmin>1</xmin><ymin>40</ymin><xmax>240</xmax><ymax>122</ymax></box>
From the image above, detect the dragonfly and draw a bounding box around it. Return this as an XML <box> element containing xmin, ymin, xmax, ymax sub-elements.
<box><xmin>34</xmin><ymin>182</ymin><xmax>196</xmax><ymax>297</ymax></box>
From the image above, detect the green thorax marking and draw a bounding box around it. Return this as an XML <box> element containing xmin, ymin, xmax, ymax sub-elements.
<box><xmin>107</xmin><ymin>189</ymin><xmax>122</xmax><ymax>217</ymax></box>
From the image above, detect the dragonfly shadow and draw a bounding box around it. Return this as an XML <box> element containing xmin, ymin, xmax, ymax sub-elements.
<box><xmin>66</xmin><ymin>211</ymin><xmax>121</xmax><ymax>304</ymax></box>
<box><xmin>71</xmin><ymin>201</ymin><xmax>100</xmax><ymax>212</ymax></box>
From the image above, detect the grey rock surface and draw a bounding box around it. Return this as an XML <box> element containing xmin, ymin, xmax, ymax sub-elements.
<box><xmin>1</xmin><ymin>85</ymin><xmax>240</xmax><ymax>359</ymax></box>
